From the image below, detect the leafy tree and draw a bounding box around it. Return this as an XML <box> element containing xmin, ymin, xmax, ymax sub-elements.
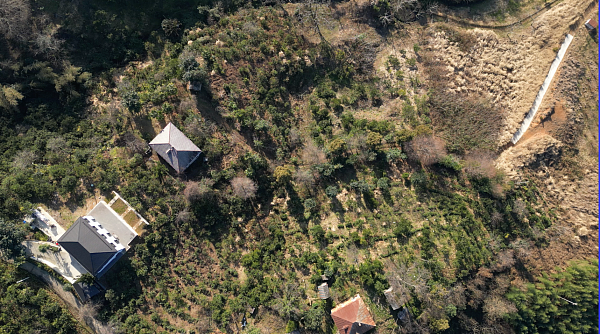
<box><xmin>386</xmin><ymin>148</ymin><xmax>404</xmax><ymax>162</ymax></box>
<box><xmin>310</xmin><ymin>225</ymin><xmax>325</xmax><ymax>243</ymax></box>
<box><xmin>119</xmin><ymin>83</ymin><xmax>141</xmax><ymax>113</ymax></box>
<box><xmin>303</xmin><ymin>198</ymin><xmax>317</xmax><ymax>217</ymax></box>
<box><xmin>302</xmin><ymin>304</ymin><xmax>326</xmax><ymax>331</ymax></box>
<box><xmin>75</xmin><ymin>273</ymin><xmax>95</xmax><ymax>285</ymax></box>
<box><xmin>393</xmin><ymin>218</ymin><xmax>412</xmax><ymax>238</ymax></box>
<box><xmin>274</xmin><ymin>165</ymin><xmax>294</xmax><ymax>185</ymax></box>
<box><xmin>60</xmin><ymin>175</ymin><xmax>78</xmax><ymax>196</ymax></box>
<box><xmin>358</xmin><ymin>259</ymin><xmax>388</xmax><ymax>294</ymax></box>
<box><xmin>161</xmin><ymin>18</ymin><xmax>181</xmax><ymax>37</ymax></box>
<box><xmin>0</xmin><ymin>85</ymin><xmax>23</xmax><ymax>110</ymax></box>
<box><xmin>328</xmin><ymin>138</ymin><xmax>347</xmax><ymax>157</ymax></box>
<box><xmin>366</xmin><ymin>131</ymin><xmax>383</xmax><ymax>149</ymax></box>
<box><xmin>0</xmin><ymin>219</ymin><xmax>27</xmax><ymax>260</ymax></box>
<box><xmin>377</xmin><ymin>177</ymin><xmax>389</xmax><ymax>191</ymax></box>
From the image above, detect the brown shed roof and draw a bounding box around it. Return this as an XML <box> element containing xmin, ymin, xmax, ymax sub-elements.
<box><xmin>331</xmin><ymin>294</ymin><xmax>376</xmax><ymax>334</ymax></box>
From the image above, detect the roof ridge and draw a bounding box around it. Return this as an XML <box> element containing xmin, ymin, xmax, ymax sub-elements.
<box><xmin>168</xmin><ymin>122</ymin><xmax>173</xmax><ymax>147</ymax></box>
<box><xmin>81</xmin><ymin>220</ymin><xmax>117</xmax><ymax>250</ymax></box>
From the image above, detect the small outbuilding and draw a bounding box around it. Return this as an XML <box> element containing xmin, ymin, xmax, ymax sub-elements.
<box><xmin>187</xmin><ymin>81</ymin><xmax>202</xmax><ymax>92</ymax></box>
<box><xmin>584</xmin><ymin>19</ymin><xmax>598</xmax><ymax>32</ymax></box>
<box><xmin>318</xmin><ymin>283</ymin><xmax>330</xmax><ymax>299</ymax></box>
<box><xmin>331</xmin><ymin>294</ymin><xmax>376</xmax><ymax>334</ymax></box>
<box><xmin>383</xmin><ymin>287</ymin><xmax>400</xmax><ymax>310</ymax></box>
<box><xmin>149</xmin><ymin>122</ymin><xmax>202</xmax><ymax>173</ymax></box>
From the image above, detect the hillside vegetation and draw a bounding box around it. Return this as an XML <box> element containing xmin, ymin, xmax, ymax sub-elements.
<box><xmin>0</xmin><ymin>0</ymin><xmax>597</xmax><ymax>333</ymax></box>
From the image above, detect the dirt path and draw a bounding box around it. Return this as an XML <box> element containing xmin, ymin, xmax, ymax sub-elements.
<box><xmin>20</xmin><ymin>262</ymin><xmax>113</xmax><ymax>334</ymax></box>
<box><xmin>431</xmin><ymin>0</ymin><xmax>564</xmax><ymax>30</ymax></box>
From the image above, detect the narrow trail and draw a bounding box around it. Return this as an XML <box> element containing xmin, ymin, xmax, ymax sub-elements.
<box><xmin>20</xmin><ymin>262</ymin><xmax>112</xmax><ymax>334</ymax></box>
<box><xmin>431</xmin><ymin>0</ymin><xmax>564</xmax><ymax>30</ymax></box>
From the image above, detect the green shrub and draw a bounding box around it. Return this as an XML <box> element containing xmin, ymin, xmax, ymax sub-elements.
<box><xmin>439</xmin><ymin>155</ymin><xmax>462</xmax><ymax>172</ymax></box>
<box><xmin>393</xmin><ymin>218</ymin><xmax>412</xmax><ymax>238</ymax></box>
<box><xmin>326</xmin><ymin>185</ymin><xmax>339</xmax><ymax>198</ymax></box>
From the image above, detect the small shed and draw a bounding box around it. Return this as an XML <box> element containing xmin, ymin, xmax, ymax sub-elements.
<box><xmin>584</xmin><ymin>19</ymin><xmax>598</xmax><ymax>32</ymax></box>
<box><xmin>187</xmin><ymin>81</ymin><xmax>202</xmax><ymax>92</ymax></box>
<box><xmin>318</xmin><ymin>283</ymin><xmax>330</xmax><ymax>299</ymax></box>
<box><xmin>383</xmin><ymin>287</ymin><xmax>400</xmax><ymax>310</ymax></box>
<box><xmin>149</xmin><ymin>123</ymin><xmax>202</xmax><ymax>173</ymax></box>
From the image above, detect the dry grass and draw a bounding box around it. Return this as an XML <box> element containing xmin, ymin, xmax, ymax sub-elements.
<box><xmin>123</xmin><ymin>210</ymin><xmax>138</xmax><ymax>227</ymax></box>
<box><xmin>424</xmin><ymin>0</ymin><xmax>593</xmax><ymax>147</ymax></box>
<box><xmin>464</xmin><ymin>150</ymin><xmax>498</xmax><ymax>179</ymax></box>
<box><xmin>110</xmin><ymin>198</ymin><xmax>128</xmax><ymax>215</ymax></box>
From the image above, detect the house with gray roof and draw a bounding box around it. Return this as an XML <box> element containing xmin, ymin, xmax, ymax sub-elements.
<box><xmin>58</xmin><ymin>217</ymin><xmax>125</xmax><ymax>278</ymax></box>
<box><xmin>149</xmin><ymin>122</ymin><xmax>202</xmax><ymax>173</ymax></box>
<box><xmin>56</xmin><ymin>196</ymin><xmax>146</xmax><ymax>301</ymax></box>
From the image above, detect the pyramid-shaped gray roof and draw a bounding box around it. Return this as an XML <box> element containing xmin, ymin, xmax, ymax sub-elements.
<box><xmin>149</xmin><ymin>122</ymin><xmax>202</xmax><ymax>173</ymax></box>
<box><xmin>58</xmin><ymin>217</ymin><xmax>121</xmax><ymax>277</ymax></box>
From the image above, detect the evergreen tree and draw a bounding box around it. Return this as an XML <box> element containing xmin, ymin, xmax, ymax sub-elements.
<box><xmin>506</xmin><ymin>259</ymin><xmax>598</xmax><ymax>334</ymax></box>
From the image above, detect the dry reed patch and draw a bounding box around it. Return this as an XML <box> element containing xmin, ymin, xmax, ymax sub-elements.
<box><xmin>424</xmin><ymin>0</ymin><xmax>593</xmax><ymax>147</ymax></box>
<box><xmin>464</xmin><ymin>150</ymin><xmax>498</xmax><ymax>179</ymax></box>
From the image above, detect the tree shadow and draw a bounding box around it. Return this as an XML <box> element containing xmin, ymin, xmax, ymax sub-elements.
<box><xmin>285</xmin><ymin>186</ymin><xmax>308</xmax><ymax>229</ymax></box>
<box><xmin>97</xmin><ymin>255</ymin><xmax>142</xmax><ymax>313</ymax></box>
<box><xmin>330</xmin><ymin>197</ymin><xmax>346</xmax><ymax>220</ymax></box>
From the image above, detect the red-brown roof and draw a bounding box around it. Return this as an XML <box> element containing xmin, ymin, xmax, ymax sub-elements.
<box><xmin>585</xmin><ymin>19</ymin><xmax>598</xmax><ymax>30</ymax></box>
<box><xmin>331</xmin><ymin>294</ymin><xmax>376</xmax><ymax>334</ymax></box>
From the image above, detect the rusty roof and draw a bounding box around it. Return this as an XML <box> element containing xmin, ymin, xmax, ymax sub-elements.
<box><xmin>585</xmin><ymin>19</ymin><xmax>598</xmax><ymax>29</ymax></box>
<box><xmin>331</xmin><ymin>294</ymin><xmax>376</xmax><ymax>334</ymax></box>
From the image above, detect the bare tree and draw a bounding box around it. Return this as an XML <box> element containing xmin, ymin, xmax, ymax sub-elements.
<box><xmin>509</xmin><ymin>239</ymin><xmax>531</xmax><ymax>260</ymax></box>
<box><xmin>33</xmin><ymin>32</ymin><xmax>64</xmax><ymax>60</ymax></box>
<box><xmin>482</xmin><ymin>296</ymin><xmax>517</xmax><ymax>322</ymax></box>
<box><xmin>379</xmin><ymin>0</ymin><xmax>419</xmax><ymax>23</ymax></box>
<box><xmin>121</xmin><ymin>132</ymin><xmax>146</xmax><ymax>154</ymax></box>
<box><xmin>492</xmin><ymin>249</ymin><xmax>515</xmax><ymax>272</ymax></box>
<box><xmin>46</xmin><ymin>136</ymin><xmax>69</xmax><ymax>154</ymax></box>
<box><xmin>185</xmin><ymin>117</ymin><xmax>216</xmax><ymax>140</ymax></box>
<box><xmin>184</xmin><ymin>178</ymin><xmax>215</xmax><ymax>203</ymax></box>
<box><xmin>12</xmin><ymin>150</ymin><xmax>36</xmax><ymax>169</ymax></box>
<box><xmin>294</xmin><ymin>168</ymin><xmax>316</xmax><ymax>192</ymax></box>
<box><xmin>405</xmin><ymin>135</ymin><xmax>446</xmax><ymax>166</ymax></box>
<box><xmin>0</xmin><ymin>0</ymin><xmax>31</xmax><ymax>41</ymax></box>
<box><xmin>272</xmin><ymin>281</ymin><xmax>303</xmax><ymax>320</ymax></box>
<box><xmin>490</xmin><ymin>211</ymin><xmax>504</xmax><ymax>229</ymax></box>
<box><xmin>346</xmin><ymin>244</ymin><xmax>360</xmax><ymax>265</ymax></box>
<box><xmin>175</xmin><ymin>209</ymin><xmax>195</xmax><ymax>224</ymax></box>
<box><xmin>231</xmin><ymin>176</ymin><xmax>257</xmax><ymax>200</ymax></box>
<box><xmin>301</xmin><ymin>141</ymin><xmax>327</xmax><ymax>167</ymax></box>
<box><xmin>294</xmin><ymin>0</ymin><xmax>335</xmax><ymax>43</ymax></box>
<box><xmin>512</xmin><ymin>199</ymin><xmax>527</xmax><ymax>221</ymax></box>
<box><xmin>289</xmin><ymin>127</ymin><xmax>302</xmax><ymax>149</ymax></box>
<box><xmin>385</xmin><ymin>261</ymin><xmax>431</xmax><ymax>303</ymax></box>
<box><xmin>464</xmin><ymin>150</ymin><xmax>497</xmax><ymax>179</ymax></box>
